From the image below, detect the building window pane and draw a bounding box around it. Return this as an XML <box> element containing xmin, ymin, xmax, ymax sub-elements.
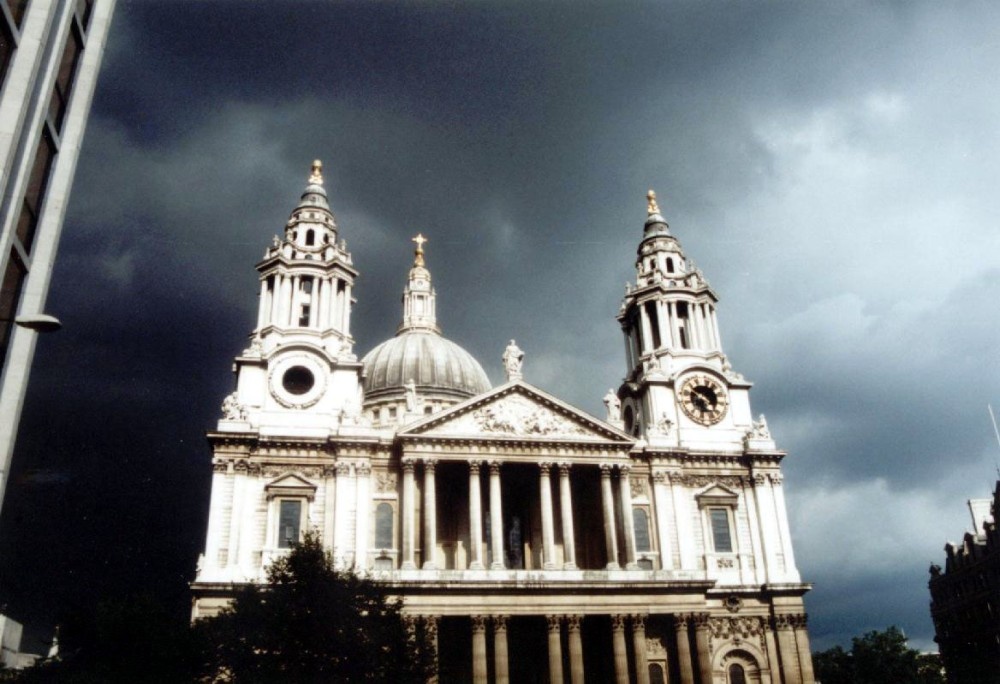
<box><xmin>277</xmin><ymin>500</ymin><xmax>302</xmax><ymax>548</ymax></box>
<box><xmin>76</xmin><ymin>0</ymin><xmax>94</xmax><ymax>28</ymax></box>
<box><xmin>633</xmin><ymin>508</ymin><xmax>651</xmax><ymax>552</ymax></box>
<box><xmin>374</xmin><ymin>502</ymin><xmax>393</xmax><ymax>549</ymax></box>
<box><xmin>729</xmin><ymin>663</ymin><xmax>746</xmax><ymax>684</ymax></box>
<box><xmin>48</xmin><ymin>24</ymin><xmax>83</xmax><ymax>132</ymax></box>
<box><xmin>710</xmin><ymin>508</ymin><xmax>733</xmax><ymax>553</ymax></box>
<box><xmin>0</xmin><ymin>250</ymin><xmax>26</xmax><ymax>368</ymax></box>
<box><xmin>17</xmin><ymin>127</ymin><xmax>56</xmax><ymax>252</ymax></box>
<box><xmin>8</xmin><ymin>0</ymin><xmax>27</xmax><ymax>28</ymax></box>
<box><xmin>649</xmin><ymin>664</ymin><xmax>665</xmax><ymax>684</ymax></box>
<box><xmin>0</xmin><ymin>14</ymin><xmax>14</xmax><ymax>95</ymax></box>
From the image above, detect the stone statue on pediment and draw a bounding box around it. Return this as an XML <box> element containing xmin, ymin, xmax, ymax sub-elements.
<box><xmin>502</xmin><ymin>339</ymin><xmax>524</xmax><ymax>381</ymax></box>
<box><xmin>221</xmin><ymin>392</ymin><xmax>247</xmax><ymax>421</ymax></box>
<box><xmin>603</xmin><ymin>389</ymin><xmax>621</xmax><ymax>422</ymax></box>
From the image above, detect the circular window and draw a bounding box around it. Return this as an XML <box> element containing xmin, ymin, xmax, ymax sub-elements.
<box><xmin>282</xmin><ymin>366</ymin><xmax>315</xmax><ymax>395</ymax></box>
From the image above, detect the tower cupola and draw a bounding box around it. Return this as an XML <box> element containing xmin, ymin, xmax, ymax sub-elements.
<box><xmin>618</xmin><ymin>190</ymin><xmax>724</xmax><ymax>379</ymax></box>
<box><xmin>252</xmin><ymin>161</ymin><xmax>359</xmax><ymax>358</ymax></box>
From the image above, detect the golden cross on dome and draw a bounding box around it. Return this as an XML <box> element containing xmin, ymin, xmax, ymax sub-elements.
<box><xmin>309</xmin><ymin>160</ymin><xmax>323</xmax><ymax>185</ymax></box>
<box><xmin>412</xmin><ymin>233</ymin><xmax>427</xmax><ymax>267</ymax></box>
<box><xmin>647</xmin><ymin>189</ymin><xmax>660</xmax><ymax>216</ymax></box>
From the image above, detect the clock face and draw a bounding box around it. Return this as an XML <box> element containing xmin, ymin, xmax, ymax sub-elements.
<box><xmin>679</xmin><ymin>374</ymin><xmax>729</xmax><ymax>426</ymax></box>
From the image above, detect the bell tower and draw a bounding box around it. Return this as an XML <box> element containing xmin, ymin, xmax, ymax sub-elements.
<box><xmin>216</xmin><ymin>161</ymin><xmax>366</xmax><ymax>437</ymax></box>
<box><xmin>616</xmin><ymin>191</ymin><xmax>760</xmax><ymax>451</ymax></box>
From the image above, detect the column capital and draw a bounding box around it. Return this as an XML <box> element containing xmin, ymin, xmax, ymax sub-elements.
<box><xmin>356</xmin><ymin>463</ymin><xmax>372</xmax><ymax>477</ymax></box>
<box><xmin>619</xmin><ymin>464</ymin><xmax>632</xmax><ymax>475</ymax></box>
<box><xmin>335</xmin><ymin>462</ymin><xmax>352</xmax><ymax>476</ymax></box>
<box><xmin>600</xmin><ymin>463</ymin><xmax>613</xmax><ymax>477</ymax></box>
<box><xmin>468</xmin><ymin>459</ymin><xmax>482</xmax><ymax>474</ymax></box>
<box><xmin>692</xmin><ymin>612</ymin><xmax>711</xmax><ymax>629</ymax></box>
<box><xmin>489</xmin><ymin>460</ymin><xmax>502</xmax><ymax>475</ymax></box>
<box><xmin>546</xmin><ymin>615</ymin><xmax>563</xmax><ymax>631</ymax></box>
<box><xmin>558</xmin><ymin>462</ymin><xmax>572</xmax><ymax>475</ymax></box>
<box><xmin>611</xmin><ymin>614</ymin><xmax>627</xmax><ymax>631</ymax></box>
<box><xmin>424</xmin><ymin>458</ymin><xmax>438</xmax><ymax>471</ymax></box>
<box><xmin>401</xmin><ymin>459</ymin><xmax>416</xmax><ymax>473</ymax></box>
<box><xmin>492</xmin><ymin>615</ymin><xmax>509</xmax><ymax>632</ymax></box>
<box><xmin>631</xmin><ymin>614</ymin><xmax>647</xmax><ymax>630</ymax></box>
<box><xmin>652</xmin><ymin>471</ymin><xmax>667</xmax><ymax>484</ymax></box>
<box><xmin>471</xmin><ymin>615</ymin><xmax>487</xmax><ymax>632</ymax></box>
<box><xmin>539</xmin><ymin>461</ymin><xmax>553</xmax><ymax>473</ymax></box>
<box><xmin>773</xmin><ymin>614</ymin><xmax>795</xmax><ymax>630</ymax></box>
<box><xmin>566</xmin><ymin>615</ymin><xmax>583</xmax><ymax>632</ymax></box>
<box><xmin>674</xmin><ymin>613</ymin><xmax>691</xmax><ymax>630</ymax></box>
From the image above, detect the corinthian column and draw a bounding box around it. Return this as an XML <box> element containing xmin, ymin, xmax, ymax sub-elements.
<box><xmin>472</xmin><ymin>615</ymin><xmax>488</xmax><ymax>684</ymax></box>
<box><xmin>547</xmin><ymin>615</ymin><xmax>564</xmax><ymax>684</ymax></box>
<box><xmin>612</xmin><ymin>614</ymin><xmax>630</xmax><ymax>684</ymax></box>
<box><xmin>775</xmin><ymin>614</ymin><xmax>803</xmax><ymax>684</ymax></box>
<box><xmin>618</xmin><ymin>465</ymin><xmax>638</xmax><ymax>568</ymax></box>
<box><xmin>567</xmin><ymin>615</ymin><xmax>584</xmax><ymax>684</ymax></box>
<box><xmin>401</xmin><ymin>459</ymin><xmax>416</xmax><ymax>569</ymax></box>
<box><xmin>539</xmin><ymin>462</ymin><xmax>556</xmax><ymax>569</ymax></box>
<box><xmin>489</xmin><ymin>461</ymin><xmax>504</xmax><ymax>569</ymax></box>
<box><xmin>493</xmin><ymin>615</ymin><xmax>510</xmax><ymax>684</ymax></box>
<box><xmin>674</xmin><ymin>615</ymin><xmax>695</xmax><ymax>684</ymax></box>
<box><xmin>693</xmin><ymin>613</ymin><xmax>713</xmax><ymax>684</ymax></box>
<box><xmin>632</xmin><ymin>615</ymin><xmax>649</xmax><ymax>684</ymax></box>
<box><xmin>559</xmin><ymin>463</ymin><xmax>577</xmax><ymax>569</ymax></box>
<box><xmin>469</xmin><ymin>460</ymin><xmax>484</xmax><ymax>570</ymax></box>
<box><xmin>601</xmin><ymin>464</ymin><xmax>620</xmax><ymax>569</ymax></box>
<box><xmin>793</xmin><ymin>614</ymin><xmax>815</xmax><ymax>683</ymax></box>
<box><xmin>422</xmin><ymin>459</ymin><xmax>437</xmax><ymax>569</ymax></box>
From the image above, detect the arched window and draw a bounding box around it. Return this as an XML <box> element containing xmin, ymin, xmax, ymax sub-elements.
<box><xmin>374</xmin><ymin>503</ymin><xmax>394</xmax><ymax>549</ymax></box>
<box><xmin>728</xmin><ymin>663</ymin><xmax>746</xmax><ymax>684</ymax></box>
<box><xmin>305</xmin><ymin>230</ymin><xmax>315</xmax><ymax>246</ymax></box>
<box><xmin>666</xmin><ymin>258</ymin><xmax>674</xmax><ymax>273</ymax></box>
<box><xmin>633</xmin><ymin>508</ymin><xmax>651</xmax><ymax>552</ymax></box>
<box><xmin>649</xmin><ymin>664</ymin><xmax>665</xmax><ymax>684</ymax></box>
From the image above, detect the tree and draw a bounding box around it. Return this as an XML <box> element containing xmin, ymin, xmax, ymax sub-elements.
<box><xmin>813</xmin><ymin>626</ymin><xmax>944</xmax><ymax>684</ymax></box>
<box><xmin>194</xmin><ymin>532</ymin><xmax>434</xmax><ymax>683</ymax></box>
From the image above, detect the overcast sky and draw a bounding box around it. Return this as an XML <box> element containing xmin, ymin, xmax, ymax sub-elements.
<box><xmin>2</xmin><ymin>0</ymin><xmax>1000</xmax><ymax>652</ymax></box>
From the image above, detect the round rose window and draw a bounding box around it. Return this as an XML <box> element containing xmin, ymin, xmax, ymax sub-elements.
<box><xmin>282</xmin><ymin>366</ymin><xmax>315</xmax><ymax>395</ymax></box>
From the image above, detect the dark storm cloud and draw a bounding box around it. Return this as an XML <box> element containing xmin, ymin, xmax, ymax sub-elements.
<box><xmin>2</xmin><ymin>0</ymin><xmax>999</xmax><ymax>651</ymax></box>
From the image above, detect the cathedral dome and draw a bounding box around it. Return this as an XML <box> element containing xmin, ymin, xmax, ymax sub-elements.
<box><xmin>361</xmin><ymin>234</ymin><xmax>491</xmax><ymax>414</ymax></box>
<box><xmin>362</xmin><ymin>331</ymin><xmax>491</xmax><ymax>401</ymax></box>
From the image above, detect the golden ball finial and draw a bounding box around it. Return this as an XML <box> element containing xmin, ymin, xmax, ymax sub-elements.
<box><xmin>412</xmin><ymin>233</ymin><xmax>427</xmax><ymax>267</ymax></box>
<box><xmin>647</xmin><ymin>189</ymin><xmax>660</xmax><ymax>216</ymax></box>
<box><xmin>309</xmin><ymin>160</ymin><xmax>323</xmax><ymax>185</ymax></box>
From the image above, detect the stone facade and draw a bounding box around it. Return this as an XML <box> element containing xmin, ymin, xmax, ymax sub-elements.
<box><xmin>929</xmin><ymin>481</ymin><xmax>1000</xmax><ymax>682</ymax></box>
<box><xmin>191</xmin><ymin>171</ymin><xmax>815</xmax><ymax>683</ymax></box>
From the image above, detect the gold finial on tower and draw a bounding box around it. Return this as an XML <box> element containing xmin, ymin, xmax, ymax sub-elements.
<box><xmin>412</xmin><ymin>233</ymin><xmax>427</xmax><ymax>267</ymax></box>
<box><xmin>647</xmin><ymin>189</ymin><xmax>660</xmax><ymax>216</ymax></box>
<box><xmin>309</xmin><ymin>159</ymin><xmax>324</xmax><ymax>185</ymax></box>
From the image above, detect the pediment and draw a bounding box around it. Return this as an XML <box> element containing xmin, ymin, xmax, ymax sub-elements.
<box><xmin>264</xmin><ymin>473</ymin><xmax>317</xmax><ymax>500</ymax></box>
<box><xmin>399</xmin><ymin>381</ymin><xmax>633</xmax><ymax>444</ymax></box>
<box><xmin>695</xmin><ymin>483</ymin><xmax>739</xmax><ymax>507</ymax></box>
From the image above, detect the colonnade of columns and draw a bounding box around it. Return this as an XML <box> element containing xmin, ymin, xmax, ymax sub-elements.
<box><xmin>407</xmin><ymin>611</ymin><xmax>812</xmax><ymax>684</ymax></box>
<box><xmin>258</xmin><ymin>271</ymin><xmax>351</xmax><ymax>334</ymax></box>
<box><xmin>399</xmin><ymin>457</ymin><xmax>639</xmax><ymax>571</ymax></box>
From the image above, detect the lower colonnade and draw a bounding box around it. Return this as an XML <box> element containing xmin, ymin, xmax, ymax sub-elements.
<box><xmin>403</xmin><ymin>611</ymin><xmax>813</xmax><ymax>684</ymax></box>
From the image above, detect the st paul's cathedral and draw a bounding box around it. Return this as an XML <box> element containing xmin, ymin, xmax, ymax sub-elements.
<box><xmin>190</xmin><ymin>162</ymin><xmax>815</xmax><ymax>684</ymax></box>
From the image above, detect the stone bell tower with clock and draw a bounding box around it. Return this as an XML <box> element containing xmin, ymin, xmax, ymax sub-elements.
<box><xmin>616</xmin><ymin>191</ymin><xmax>757</xmax><ymax>453</ymax></box>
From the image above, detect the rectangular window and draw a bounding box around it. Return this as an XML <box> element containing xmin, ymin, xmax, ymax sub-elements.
<box><xmin>633</xmin><ymin>507</ymin><xmax>651</xmax><ymax>552</ymax></box>
<box><xmin>16</xmin><ymin>127</ymin><xmax>56</xmax><ymax>252</ymax></box>
<box><xmin>76</xmin><ymin>0</ymin><xmax>94</xmax><ymax>28</ymax></box>
<box><xmin>8</xmin><ymin>0</ymin><xmax>27</xmax><ymax>28</ymax></box>
<box><xmin>709</xmin><ymin>508</ymin><xmax>733</xmax><ymax>553</ymax></box>
<box><xmin>277</xmin><ymin>500</ymin><xmax>302</xmax><ymax>548</ymax></box>
<box><xmin>0</xmin><ymin>10</ymin><xmax>15</xmax><ymax>92</ymax></box>
<box><xmin>645</xmin><ymin>302</ymin><xmax>661</xmax><ymax>349</ymax></box>
<box><xmin>0</xmin><ymin>249</ymin><xmax>26</xmax><ymax>368</ymax></box>
<box><xmin>48</xmin><ymin>24</ymin><xmax>83</xmax><ymax>133</ymax></box>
